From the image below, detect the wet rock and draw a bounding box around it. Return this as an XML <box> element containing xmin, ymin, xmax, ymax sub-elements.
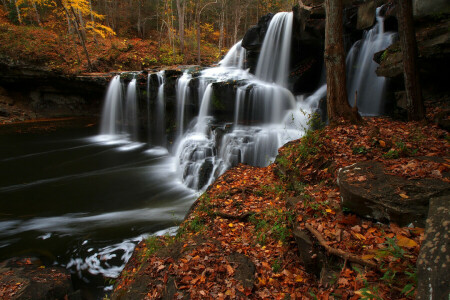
<box><xmin>337</xmin><ymin>160</ymin><xmax>450</xmax><ymax>226</ymax></box>
<box><xmin>197</xmin><ymin>158</ymin><xmax>214</xmax><ymax>190</ymax></box>
<box><xmin>416</xmin><ymin>196</ymin><xmax>450</xmax><ymax>300</ymax></box>
<box><xmin>242</xmin><ymin>13</ymin><xmax>274</xmax><ymax>73</ymax></box>
<box><xmin>0</xmin><ymin>257</ymin><xmax>75</xmax><ymax>300</ymax></box>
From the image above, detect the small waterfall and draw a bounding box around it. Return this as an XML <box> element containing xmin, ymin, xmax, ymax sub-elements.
<box><xmin>125</xmin><ymin>79</ymin><xmax>138</xmax><ymax>141</ymax></box>
<box><xmin>99</xmin><ymin>75</ymin><xmax>123</xmax><ymax>137</ymax></box>
<box><xmin>146</xmin><ymin>73</ymin><xmax>152</xmax><ymax>144</ymax></box>
<box><xmin>219</xmin><ymin>40</ymin><xmax>247</xmax><ymax>69</ymax></box>
<box><xmin>196</xmin><ymin>84</ymin><xmax>214</xmax><ymax>135</ymax></box>
<box><xmin>176</xmin><ymin>72</ymin><xmax>192</xmax><ymax>138</ymax></box>
<box><xmin>255</xmin><ymin>12</ymin><xmax>293</xmax><ymax>87</ymax></box>
<box><xmin>346</xmin><ymin>7</ymin><xmax>396</xmax><ymax>115</ymax></box>
<box><xmin>155</xmin><ymin>72</ymin><xmax>166</xmax><ymax>147</ymax></box>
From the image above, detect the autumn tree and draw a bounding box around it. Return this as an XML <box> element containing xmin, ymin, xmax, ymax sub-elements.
<box><xmin>396</xmin><ymin>0</ymin><xmax>425</xmax><ymax>121</ymax></box>
<box><xmin>324</xmin><ymin>0</ymin><xmax>359</xmax><ymax>123</ymax></box>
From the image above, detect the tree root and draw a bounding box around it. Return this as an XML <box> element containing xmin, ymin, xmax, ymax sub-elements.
<box><xmin>305</xmin><ymin>223</ymin><xmax>377</xmax><ymax>269</ymax></box>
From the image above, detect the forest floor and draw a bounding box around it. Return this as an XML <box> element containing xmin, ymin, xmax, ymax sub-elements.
<box><xmin>111</xmin><ymin>114</ymin><xmax>449</xmax><ymax>300</ymax></box>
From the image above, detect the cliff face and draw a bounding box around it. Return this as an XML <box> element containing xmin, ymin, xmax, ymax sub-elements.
<box><xmin>0</xmin><ymin>59</ymin><xmax>111</xmax><ymax>123</ymax></box>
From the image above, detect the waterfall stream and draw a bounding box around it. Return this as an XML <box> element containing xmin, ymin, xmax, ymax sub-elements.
<box><xmin>99</xmin><ymin>8</ymin><xmax>394</xmax><ymax>191</ymax></box>
<box><xmin>346</xmin><ymin>7</ymin><xmax>397</xmax><ymax>115</ymax></box>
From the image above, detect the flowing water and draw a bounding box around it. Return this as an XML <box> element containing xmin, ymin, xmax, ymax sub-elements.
<box><xmin>346</xmin><ymin>7</ymin><xmax>396</xmax><ymax>115</ymax></box>
<box><xmin>0</xmin><ymin>128</ymin><xmax>195</xmax><ymax>297</ymax></box>
<box><xmin>0</xmin><ymin>8</ymin><xmax>393</xmax><ymax>298</ymax></box>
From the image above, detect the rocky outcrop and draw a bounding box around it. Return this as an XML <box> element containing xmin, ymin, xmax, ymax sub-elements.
<box><xmin>375</xmin><ymin>16</ymin><xmax>450</xmax><ymax>119</ymax></box>
<box><xmin>413</xmin><ymin>0</ymin><xmax>450</xmax><ymax>17</ymax></box>
<box><xmin>0</xmin><ymin>257</ymin><xmax>77</xmax><ymax>299</ymax></box>
<box><xmin>0</xmin><ymin>60</ymin><xmax>112</xmax><ymax>121</ymax></box>
<box><xmin>416</xmin><ymin>196</ymin><xmax>450</xmax><ymax>300</ymax></box>
<box><xmin>337</xmin><ymin>160</ymin><xmax>450</xmax><ymax>226</ymax></box>
<box><xmin>241</xmin><ymin>13</ymin><xmax>274</xmax><ymax>74</ymax></box>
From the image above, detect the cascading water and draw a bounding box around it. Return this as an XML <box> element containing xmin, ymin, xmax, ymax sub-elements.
<box><xmin>219</xmin><ymin>40</ymin><xmax>247</xmax><ymax>69</ymax></box>
<box><xmin>97</xmin><ymin>8</ymin><xmax>394</xmax><ymax>191</ymax></box>
<box><xmin>147</xmin><ymin>73</ymin><xmax>152</xmax><ymax>143</ymax></box>
<box><xmin>346</xmin><ymin>7</ymin><xmax>396</xmax><ymax>115</ymax></box>
<box><xmin>255</xmin><ymin>12</ymin><xmax>293</xmax><ymax>87</ymax></box>
<box><xmin>125</xmin><ymin>79</ymin><xmax>138</xmax><ymax>141</ymax></box>
<box><xmin>176</xmin><ymin>72</ymin><xmax>192</xmax><ymax>138</ymax></box>
<box><xmin>173</xmin><ymin>12</ymin><xmax>304</xmax><ymax>190</ymax></box>
<box><xmin>99</xmin><ymin>75</ymin><xmax>123</xmax><ymax>138</ymax></box>
<box><xmin>155</xmin><ymin>71</ymin><xmax>166</xmax><ymax>146</ymax></box>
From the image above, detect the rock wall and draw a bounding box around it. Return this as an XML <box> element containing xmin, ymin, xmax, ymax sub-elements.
<box><xmin>0</xmin><ymin>60</ymin><xmax>110</xmax><ymax>122</ymax></box>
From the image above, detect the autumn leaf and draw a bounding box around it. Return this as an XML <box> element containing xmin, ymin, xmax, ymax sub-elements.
<box><xmin>396</xmin><ymin>235</ymin><xmax>418</xmax><ymax>248</ymax></box>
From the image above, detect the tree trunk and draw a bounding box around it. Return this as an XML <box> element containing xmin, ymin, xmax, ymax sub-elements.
<box><xmin>233</xmin><ymin>3</ymin><xmax>242</xmax><ymax>45</ymax></box>
<box><xmin>88</xmin><ymin>0</ymin><xmax>98</xmax><ymax>44</ymax></box>
<box><xmin>176</xmin><ymin>0</ymin><xmax>186</xmax><ymax>55</ymax></box>
<box><xmin>78</xmin><ymin>9</ymin><xmax>87</xmax><ymax>41</ymax></box>
<box><xmin>56</xmin><ymin>0</ymin><xmax>93</xmax><ymax>71</ymax></box>
<box><xmin>1</xmin><ymin>0</ymin><xmax>7</xmax><ymax>10</ymax></box>
<box><xmin>196</xmin><ymin>11</ymin><xmax>201</xmax><ymax>64</ymax></box>
<box><xmin>218</xmin><ymin>1</ymin><xmax>225</xmax><ymax>56</ymax></box>
<box><xmin>397</xmin><ymin>0</ymin><xmax>425</xmax><ymax>121</ymax></box>
<box><xmin>32</xmin><ymin>1</ymin><xmax>42</xmax><ymax>27</ymax></box>
<box><xmin>324</xmin><ymin>0</ymin><xmax>358</xmax><ymax>124</ymax></box>
<box><xmin>13</xmin><ymin>0</ymin><xmax>22</xmax><ymax>24</ymax></box>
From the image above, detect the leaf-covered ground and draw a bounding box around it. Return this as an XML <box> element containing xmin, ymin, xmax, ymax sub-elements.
<box><xmin>0</xmin><ymin>8</ymin><xmax>219</xmax><ymax>75</ymax></box>
<box><xmin>112</xmin><ymin>118</ymin><xmax>449</xmax><ymax>299</ymax></box>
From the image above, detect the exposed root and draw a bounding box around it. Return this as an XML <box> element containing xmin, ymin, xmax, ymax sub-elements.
<box><xmin>305</xmin><ymin>223</ymin><xmax>377</xmax><ymax>269</ymax></box>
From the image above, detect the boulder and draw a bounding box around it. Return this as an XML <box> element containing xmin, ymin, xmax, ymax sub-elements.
<box><xmin>0</xmin><ymin>257</ymin><xmax>76</xmax><ymax>299</ymax></box>
<box><xmin>416</xmin><ymin>196</ymin><xmax>450</xmax><ymax>300</ymax></box>
<box><xmin>337</xmin><ymin>160</ymin><xmax>450</xmax><ymax>226</ymax></box>
<box><xmin>357</xmin><ymin>1</ymin><xmax>376</xmax><ymax>30</ymax></box>
<box><xmin>413</xmin><ymin>0</ymin><xmax>450</xmax><ymax>17</ymax></box>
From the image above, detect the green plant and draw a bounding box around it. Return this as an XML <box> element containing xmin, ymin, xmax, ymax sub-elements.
<box><xmin>352</xmin><ymin>146</ymin><xmax>368</xmax><ymax>155</ymax></box>
<box><xmin>353</xmin><ymin>266</ymin><xmax>383</xmax><ymax>300</ymax></box>
<box><xmin>377</xmin><ymin>237</ymin><xmax>405</xmax><ymax>259</ymax></box>
<box><xmin>383</xmin><ymin>149</ymin><xmax>399</xmax><ymax>159</ymax></box>
<box><xmin>401</xmin><ymin>269</ymin><xmax>417</xmax><ymax>296</ymax></box>
<box><xmin>143</xmin><ymin>236</ymin><xmax>162</xmax><ymax>258</ymax></box>
<box><xmin>271</xmin><ymin>258</ymin><xmax>281</xmax><ymax>273</ymax></box>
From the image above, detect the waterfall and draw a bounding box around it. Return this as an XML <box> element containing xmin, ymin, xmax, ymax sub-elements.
<box><xmin>125</xmin><ymin>79</ymin><xmax>138</xmax><ymax>141</ymax></box>
<box><xmin>255</xmin><ymin>12</ymin><xmax>293</xmax><ymax>87</ymax></box>
<box><xmin>99</xmin><ymin>75</ymin><xmax>123</xmax><ymax>137</ymax></box>
<box><xmin>346</xmin><ymin>7</ymin><xmax>396</xmax><ymax>115</ymax></box>
<box><xmin>98</xmin><ymin>6</ymin><xmax>396</xmax><ymax>191</ymax></box>
<box><xmin>176</xmin><ymin>72</ymin><xmax>192</xmax><ymax>138</ymax></box>
<box><xmin>147</xmin><ymin>73</ymin><xmax>152</xmax><ymax>144</ymax></box>
<box><xmin>155</xmin><ymin>72</ymin><xmax>166</xmax><ymax>147</ymax></box>
<box><xmin>219</xmin><ymin>40</ymin><xmax>247</xmax><ymax>69</ymax></box>
<box><xmin>196</xmin><ymin>84</ymin><xmax>214</xmax><ymax>135</ymax></box>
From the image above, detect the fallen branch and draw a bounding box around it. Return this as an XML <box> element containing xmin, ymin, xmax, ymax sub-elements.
<box><xmin>305</xmin><ymin>223</ymin><xmax>377</xmax><ymax>269</ymax></box>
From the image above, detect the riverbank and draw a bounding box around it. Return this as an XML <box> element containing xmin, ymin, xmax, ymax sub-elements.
<box><xmin>111</xmin><ymin>116</ymin><xmax>449</xmax><ymax>299</ymax></box>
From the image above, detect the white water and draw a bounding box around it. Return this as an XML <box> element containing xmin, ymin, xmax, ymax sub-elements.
<box><xmin>99</xmin><ymin>75</ymin><xmax>123</xmax><ymax>137</ymax></box>
<box><xmin>255</xmin><ymin>12</ymin><xmax>293</xmax><ymax>87</ymax></box>
<box><xmin>155</xmin><ymin>71</ymin><xmax>166</xmax><ymax>146</ymax></box>
<box><xmin>125</xmin><ymin>79</ymin><xmax>138</xmax><ymax>140</ymax></box>
<box><xmin>98</xmin><ymin>9</ymin><xmax>393</xmax><ymax>191</ymax></box>
<box><xmin>176</xmin><ymin>72</ymin><xmax>192</xmax><ymax>138</ymax></box>
<box><xmin>346</xmin><ymin>7</ymin><xmax>396</xmax><ymax>115</ymax></box>
<box><xmin>219</xmin><ymin>40</ymin><xmax>247</xmax><ymax>69</ymax></box>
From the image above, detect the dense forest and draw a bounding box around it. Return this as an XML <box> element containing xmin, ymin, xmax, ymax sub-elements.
<box><xmin>0</xmin><ymin>0</ymin><xmax>296</xmax><ymax>72</ymax></box>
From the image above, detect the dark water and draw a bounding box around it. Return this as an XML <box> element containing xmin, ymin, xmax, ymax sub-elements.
<box><xmin>0</xmin><ymin>126</ymin><xmax>196</xmax><ymax>298</ymax></box>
